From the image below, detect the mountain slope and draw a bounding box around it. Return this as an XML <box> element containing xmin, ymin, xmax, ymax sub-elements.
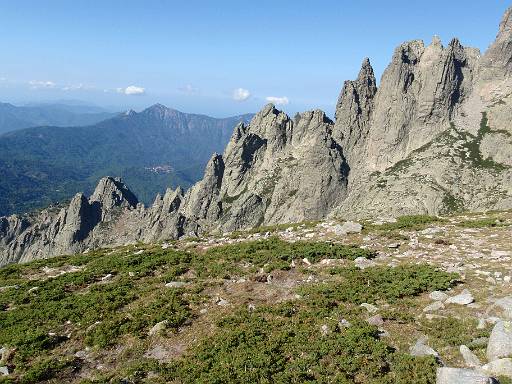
<box><xmin>1</xmin><ymin>6</ymin><xmax>512</xmax><ymax>266</ymax></box>
<box><xmin>0</xmin><ymin>102</ymin><xmax>117</xmax><ymax>135</ymax></box>
<box><xmin>0</xmin><ymin>105</ymin><xmax>253</xmax><ymax>216</ymax></box>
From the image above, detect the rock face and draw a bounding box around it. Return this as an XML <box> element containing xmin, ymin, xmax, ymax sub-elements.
<box><xmin>1</xmin><ymin>7</ymin><xmax>512</xmax><ymax>265</ymax></box>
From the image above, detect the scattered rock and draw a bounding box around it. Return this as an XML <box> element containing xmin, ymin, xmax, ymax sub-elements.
<box><xmin>430</xmin><ymin>291</ymin><xmax>449</xmax><ymax>301</ymax></box>
<box><xmin>165</xmin><ymin>281</ymin><xmax>187</xmax><ymax>288</ymax></box>
<box><xmin>487</xmin><ymin>321</ymin><xmax>512</xmax><ymax>361</ymax></box>
<box><xmin>354</xmin><ymin>257</ymin><xmax>375</xmax><ymax>269</ymax></box>
<box><xmin>320</xmin><ymin>324</ymin><xmax>330</xmax><ymax>336</ymax></box>
<box><xmin>436</xmin><ymin>367</ymin><xmax>498</xmax><ymax>384</ymax></box>
<box><xmin>149</xmin><ymin>320</ymin><xmax>168</xmax><ymax>336</ymax></box>
<box><xmin>445</xmin><ymin>289</ymin><xmax>474</xmax><ymax>305</ymax></box>
<box><xmin>216</xmin><ymin>298</ymin><xmax>230</xmax><ymax>307</ymax></box>
<box><xmin>333</xmin><ymin>221</ymin><xmax>362</xmax><ymax>236</ymax></box>
<box><xmin>423</xmin><ymin>301</ymin><xmax>445</xmax><ymax>312</ymax></box>
<box><xmin>338</xmin><ymin>319</ymin><xmax>351</xmax><ymax>328</ymax></box>
<box><xmin>410</xmin><ymin>337</ymin><xmax>439</xmax><ymax>357</ymax></box>
<box><xmin>0</xmin><ymin>366</ymin><xmax>8</xmax><ymax>376</ymax></box>
<box><xmin>388</xmin><ymin>243</ymin><xmax>400</xmax><ymax>249</ymax></box>
<box><xmin>101</xmin><ymin>273</ymin><xmax>113</xmax><ymax>281</ymax></box>
<box><xmin>367</xmin><ymin>315</ymin><xmax>384</xmax><ymax>326</ymax></box>
<box><xmin>360</xmin><ymin>303</ymin><xmax>378</xmax><ymax>313</ymax></box>
<box><xmin>460</xmin><ymin>345</ymin><xmax>482</xmax><ymax>367</ymax></box>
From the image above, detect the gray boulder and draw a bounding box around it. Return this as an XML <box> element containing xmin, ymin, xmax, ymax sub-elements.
<box><xmin>430</xmin><ymin>291</ymin><xmax>450</xmax><ymax>301</ymax></box>
<box><xmin>460</xmin><ymin>345</ymin><xmax>482</xmax><ymax>368</ymax></box>
<box><xmin>495</xmin><ymin>297</ymin><xmax>512</xmax><ymax>320</ymax></box>
<box><xmin>446</xmin><ymin>289</ymin><xmax>475</xmax><ymax>305</ymax></box>
<box><xmin>482</xmin><ymin>358</ymin><xmax>512</xmax><ymax>378</ymax></box>
<box><xmin>488</xmin><ymin>321</ymin><xmax>512</xmax><ymax>361</ymax></box>
<box><xmin>436</xmin><ymin>368</ymin><xmax>498</xmax><ymax>384</ymax></box>
<box><xmin>410</xmin><ymin>337</ymin><xmax>439</xmax><ymax>357</ymax></box>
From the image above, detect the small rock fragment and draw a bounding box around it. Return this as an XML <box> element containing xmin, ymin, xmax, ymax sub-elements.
<box><xmin>360</xmin><ymin>303</ymin><xmax>378</xmax><ymax>313</ymax></box>
<box><xmin>165</xmin><ymin>281</ymin><xmax>187</xmax><ymax>288</ymax></box>
<box><xmin>216</xmin><ymin>298</ymin><xmax>230</xmax><ymax>307</ymax></box>
<box><xmin>354</xmin><ymin>257</ymin><xmax>375</xmax><ymax>269</ymax></box>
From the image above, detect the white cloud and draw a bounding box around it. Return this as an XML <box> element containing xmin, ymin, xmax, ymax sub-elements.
<box><xmin>179</xmin><ymin>84</ymin><xmax>199</xmax><ymax>95</ymax></box>
<box><xmin>29</xmin><ymin>80</ymin><xmax>56</xmax><ymax>89</ymax></box>
<box><xmin>232</xmin><ymin>88</ymin><xmax>251</xmax><ymax>101</ymax></box>
<box><xmin>118</xmin><ymin>85</ymin><xmax>146</xmax><ymax>95</ymax></box>
<box><xmin>265</xmin><ymin>96</ymin><xmax>289</xmax><ymax>105</ymax></box>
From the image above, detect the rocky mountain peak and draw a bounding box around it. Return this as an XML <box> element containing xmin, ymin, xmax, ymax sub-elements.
<box><xmin>90</xmin><ymin>177</ymin><xmax>138</xmax><ymax>211</ymax></box>
<box><xmin>500</xmin><ymin>6</ymin><xmax>512</xmax><ymax>35</ymax></box>
<box><xmin>357</xmin><ymin>57</ymin><xmax>375</xmax><ymax>83</ymax></box>
<box><xmin>480</xmin><ymin>6</ymin><xmax>512</xmax><ymax>79</ymax></box>
<box><xmin>333</xmin><ymin>58</ymin><xmax>377</xmax><ymax>162</ymax></box>
<box><xmin>1</xmin><ymin>6</ymin><xmax>512</xmax><ymax>268</ymax></box>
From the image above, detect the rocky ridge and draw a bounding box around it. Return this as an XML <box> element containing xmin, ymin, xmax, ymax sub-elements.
<box><xmin>1</xmin><ymin>7</ymin><xmax>512</xmax><ymax>265</ymax></box>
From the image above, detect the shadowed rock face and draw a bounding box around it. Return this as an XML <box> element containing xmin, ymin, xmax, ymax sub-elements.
<box><xmin>1</xmin><ymin>7</ymin><xmax>512</xmax><ymax>265</ymax></box>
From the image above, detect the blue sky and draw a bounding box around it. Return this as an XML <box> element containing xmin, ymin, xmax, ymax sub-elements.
<box><xmin>0</xmin><ymin>0</ymin><xmax>509</xmax><ymax>117</ymax></box>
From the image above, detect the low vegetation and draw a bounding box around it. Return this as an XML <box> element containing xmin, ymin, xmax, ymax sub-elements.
<box><xmin>0</xmin><ymin>232</ymin><xmax>467</xmax><ymax>383</ymax></box>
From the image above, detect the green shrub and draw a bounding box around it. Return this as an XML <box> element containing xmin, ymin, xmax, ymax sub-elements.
<box><xmin>419</xmin><ymin>317</ymin><xmax>490</xmax><ymax>349</ymax></box>
<box><xmin>164</xmin><ymin>305</ymin><xmax>438</xmax><ymax>384</ymax></box>
<box><xmin>21</xmin><ymin>358</ymin><xmax>73</xmax><ymax>384</ymax></box>
<box><xmin>305</xmin><ymin>265</ymin><xmax>457</xmax><ymax>305</ymax></box>
<box><xmin>366</xmin><ymin>215</ymin><xmax>443</xmax><ymax>231</ymax></box>
<box><xmin>199</xmin><ymin>237</ymin><xmax>376</xmax><ymax>276</ymax></box>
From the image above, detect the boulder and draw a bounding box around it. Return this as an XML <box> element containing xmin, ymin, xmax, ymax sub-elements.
<box><xmin>436</xmin><ymin>368</ymin><xmax>498</xmax><ymax>384</ymax></box>
<box><xmin>460</xmin><ymin>345</ymin><xmax>482</xmax><ymax>367</ymax></box>
<box><xmin>334</xmin><ymin>221</ymin><xmax>363</xmax><ymax>235</ymax></box>
<box><xmin>487</xmin><ymin>321</ymin><xmax>512</xmax><ymax>361</ymax></box>
<box><xmin>495</xmin><ymin>297</ymin><xmax>512</xmax><ymax>320</ymax></box>
<box><xmin>445</xmin><ymin>289</ymin><xmax>474</xmax><ymax>305</ymax></box>
<box><xmin>430</xmin><ymin>291</ymin><xmax>449</xmax><ymax>301</ymax></box>
<box><xmin>366</xmin><ymin>315</ymin><xmax>384</xmax><ymax>326</ymax></box>
<box><xmin>482</xmin><ymin>358</ymin><xmax>512</xmax><ymax>378</ymax></box>
<box><xmin>410</xmin><ymin>337</ymin><xmax>439</xmax><ymax>357</ymax></box>
<box><xmin>149</xmin><ymin>320</ymin><xmax>168</xmax><ymax>336</ymax></box>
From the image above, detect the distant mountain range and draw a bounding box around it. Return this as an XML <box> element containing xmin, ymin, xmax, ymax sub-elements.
<box><xmin>0</xmin><ymin>102</ymin><xmax>118</xmax><ymax>134</ymax></box>
<box><xmin>0</xmin><ymin>104</ymin><xmax>253</xmax><ymax>216</ymax></box>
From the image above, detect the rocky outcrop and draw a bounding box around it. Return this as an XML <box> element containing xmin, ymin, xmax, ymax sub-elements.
<box><xmin>1</xmin><ymin>6</ymin><xmax>512</xmax><ymax>265</ymax></box>
<box><xmin>0</xmin><ymin>177</ymin><xmax>139</xmax><ymax>264</ymax></box>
